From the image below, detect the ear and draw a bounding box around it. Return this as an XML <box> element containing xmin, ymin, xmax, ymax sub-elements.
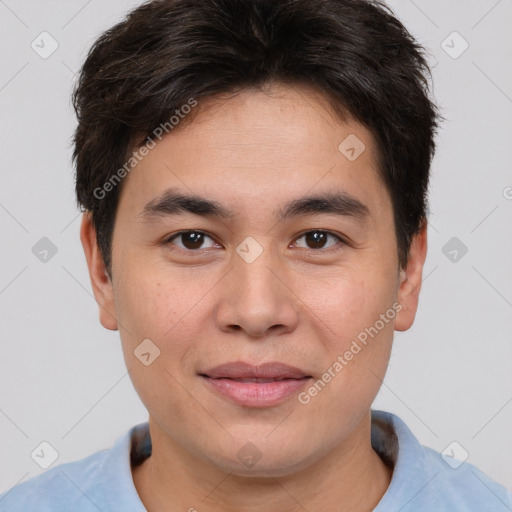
<box><xmin>80</xmin><ymin>212</ymin><xmax>118</xmax><ymax>331</ymax></box>
<box><xmin>394</xmin><ymin>221</ymin><xmax>428</xmax><ymax>332</ymax></box>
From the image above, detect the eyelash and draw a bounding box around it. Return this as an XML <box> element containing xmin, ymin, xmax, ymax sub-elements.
<box><xmin>163</xmin><ymin>229</ymin><xmax>347</xmax><ymax>255</ymax></box>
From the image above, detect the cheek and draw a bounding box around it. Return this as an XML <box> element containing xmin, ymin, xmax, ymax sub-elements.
<box><xmin>114</xmin><ymin>257</ymin><xmax>195</xmax><ymax>340</ymax></box>
<box><xmin>297</xmin><ymin>277</ymin><xmax>395</xmax><ymax>427</ymax></box>
<box><xmin>113</xmin><ymin>262</ymin><xmax>213</xmax><ymax>377</ymax></box>
<box><xmin>300</xmin><ymin>267</ymin><xmax>398</xmax><ymax>346</ymax></box>
<box><xmin>116</xmin><ymin>281</ymin><xmax>171</xmax><ymax>341</ymax></box>
<box><xmin>113</xmin><ymin>271</ymin><xmax>202</xmax><ymax>421</ymax></box>
<box><xmin>113</xmin><ymin>282</ymin><xmax>188</xmax><ymax>401</ymax></box>
<box><xmin>296</xmin><ymin>266</ymin><xmax>397</xmax><ymax>414</ymax></box>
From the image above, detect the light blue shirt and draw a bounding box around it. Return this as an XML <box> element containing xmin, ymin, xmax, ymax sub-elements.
<box><xmin>1</xmin><ymin>410</ymin><xmax>511</xmax><ymax>511</ymax></box>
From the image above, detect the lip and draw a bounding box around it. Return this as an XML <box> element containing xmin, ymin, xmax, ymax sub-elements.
<box><xmin>200</xmin><ymin>361</ymin><xmax>312</xmax><ymax>408</ymax></box>
<box><xmin>202</xmin><ymin>361</ymin><xmax>310</xmax><ymax>380</ymax></box>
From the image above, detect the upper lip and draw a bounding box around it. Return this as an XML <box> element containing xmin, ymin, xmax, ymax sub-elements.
<box><xmin>201</xmin><ymin>362</ymin><xmax>311</xmax><ymax>380</ymax></box>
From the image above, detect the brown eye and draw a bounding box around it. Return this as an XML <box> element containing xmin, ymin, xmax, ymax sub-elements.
<box><xmin>294</xmin><ymin>230</ymin><xmax>343</xmax><ymax>250</ymax></box>
<box><xmin>167</xmin><ymin>231</ymin><xmax>217</xmax><ymax>251</ymax></box>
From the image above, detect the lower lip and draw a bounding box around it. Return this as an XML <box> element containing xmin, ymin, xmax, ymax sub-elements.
<box><xmin>201</xmin><ymin>376</ymin><xmax>311</xmax><ymax>407</ymax></box>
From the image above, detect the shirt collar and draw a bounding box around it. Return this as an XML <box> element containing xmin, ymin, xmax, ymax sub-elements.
<box><xmin>99</xmin><ymin>410</ymin><xmax>426</xmax><ymax>511</ymax></box>
<box><xmin>371</xmin><ymin>409</ymin><xmax>431</xmax><ymax>511</ymax></box>
<box><xmin>99</xmin><ymin>421</ymin><xmax>149</xmax><ymax>511</ymax></box>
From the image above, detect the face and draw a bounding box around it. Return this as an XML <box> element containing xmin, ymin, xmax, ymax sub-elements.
<box><xmin>82</xmin><ymin>83</ymin><xmax>426</xmax><ymax>477</ymax></box>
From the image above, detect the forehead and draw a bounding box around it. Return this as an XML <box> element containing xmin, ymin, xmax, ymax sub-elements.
<box><xmin>118</xmin><ymin>84</ymin><xmax>389</xmax><ymax>223</ymax></box>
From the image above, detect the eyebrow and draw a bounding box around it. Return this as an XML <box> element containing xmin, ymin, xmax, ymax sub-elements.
<box><xmin>140</xmin><ymin>187</ymin><xmax>369</xmax><ymax>223</ymax></box>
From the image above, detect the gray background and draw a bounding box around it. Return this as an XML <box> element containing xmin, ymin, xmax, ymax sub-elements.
<box><xmin>0</xmin><ymin>0</ymin><xmax>511</xmax><ymax>494</ymax></box>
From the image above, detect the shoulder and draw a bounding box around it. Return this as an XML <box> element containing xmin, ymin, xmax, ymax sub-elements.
<box><xmin>0</xmin><ymin>422</ymin><xmax>149</xmax><ymax>512</ymax></box>
<box><xmin>419</xmin><ymin>444</ymin><xmax>512</xmax><ymax>511</ymax></box>
<box><xmin>372</xmin><ymin>410</ymin><xmax>512</xmax><ymax>512</ymax></box>
<box><xmin>0</xmin><ymin>448</ymin><xmax>110</xmax><ymax>512</ymax></box>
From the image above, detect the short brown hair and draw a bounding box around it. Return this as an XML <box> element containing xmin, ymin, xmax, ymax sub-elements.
<box><xmin>72</xmin><ymin>0</ymin><xmax>441</xmax><ymax>276</ymax></box>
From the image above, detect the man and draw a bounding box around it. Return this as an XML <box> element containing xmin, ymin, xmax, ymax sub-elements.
<box><xmin>1</xmin><ymin>0</ymin><xmax>511</xmax><ymax>510</ymax></box>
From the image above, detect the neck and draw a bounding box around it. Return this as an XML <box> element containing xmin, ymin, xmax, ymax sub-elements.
<box><xmin>132</xmin><ymin>411</ymin><xmax>393</xmax><ymax>512</ymax></box>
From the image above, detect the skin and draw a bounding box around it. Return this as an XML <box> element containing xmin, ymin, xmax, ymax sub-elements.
<box><xmin>81</xmin><ymin>83</ymin><xmax>427</xmax><ymax>512</ymax></box>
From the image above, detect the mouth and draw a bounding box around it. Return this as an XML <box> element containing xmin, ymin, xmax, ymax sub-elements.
<box><xmin>209</xmin><ymin>377</ymin><xmax>307</xmax><ymax>383</ymax></box>
<box><xmin>201</xmin><ymin>361</ymin><xmax>311</xmax><ymax>380</ymax></box>
<box><xmin>199</xmin><ymin>361</ymin><xmax>312</xmax><ymax>407</ymax></box>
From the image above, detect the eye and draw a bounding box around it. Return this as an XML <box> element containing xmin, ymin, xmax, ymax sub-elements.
<box><xmin>166</xmin><ymin>230</ymin><xmax>220</xmax><ymax>251</ymax></box>
<box><xmin>292</xmin><ymin>230</ymin><xmax>345</xmax><ymax>251</ymax></box>
<box><xmin>164</xmin><ymin>229</ymin><xmax>345</xmax><ymax>254</ymax></box>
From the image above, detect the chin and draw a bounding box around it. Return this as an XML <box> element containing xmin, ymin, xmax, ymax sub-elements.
<box><xmin>204</xmin><ymin>436</ymin><xmax>322</xmax><ymax>479</ymax></box>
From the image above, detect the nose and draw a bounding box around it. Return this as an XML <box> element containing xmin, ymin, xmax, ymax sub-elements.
<box><xmin>215</xmin><ymin>245</ymin><xmax>299</xmax><ymax>338</ymax></box>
